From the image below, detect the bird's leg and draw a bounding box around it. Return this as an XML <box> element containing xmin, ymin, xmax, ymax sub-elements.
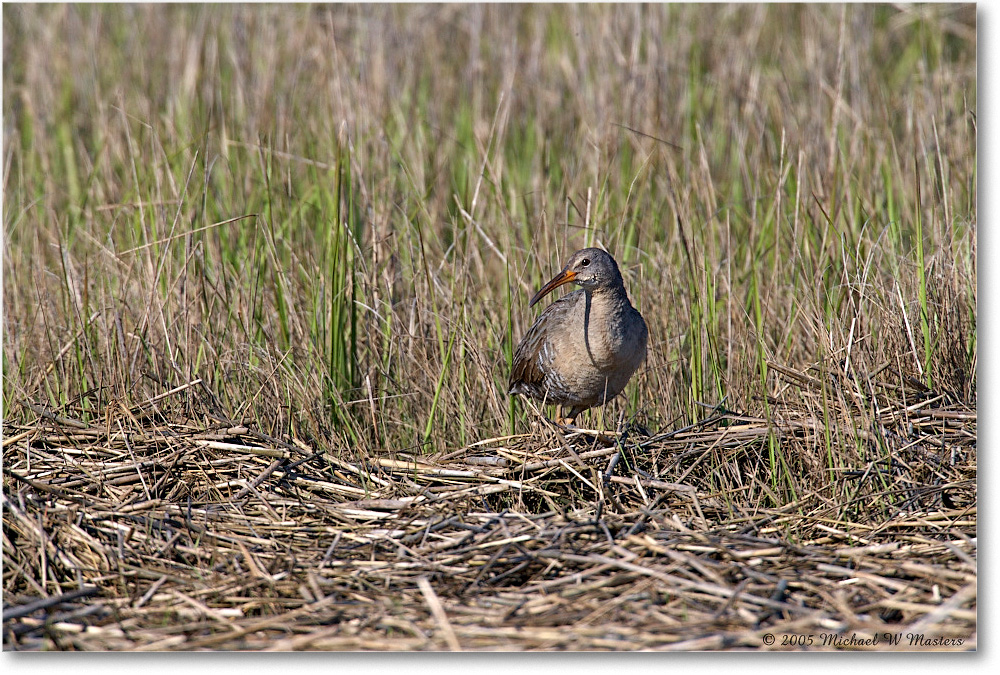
<box><xmin>558</xmin><ymin>405</ymin><xmax>582</xmax><ymax>428</ymax></box>
<box><xmin>565</xmin><ymin>405</ymin><xmax>619</xmax><ymax>446</ymax></box>
<box><xmin>542</xmin><ymin>415</ymin><xmax>577</xmax><ymax>429</ymax></box>
<box><xmin>533</xmin><ymin>407</ymin><xmax>578</xmax><ymax>431</ymax></box>
<box><xmin>555</xmin><ymin>408</ymin><xmax>613</xmax><ymax>445</ymax></box>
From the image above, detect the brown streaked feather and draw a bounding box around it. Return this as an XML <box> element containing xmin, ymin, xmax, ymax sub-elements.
<box><xmin>508</xmin><ymin>291</ymin><xmax>582</xmax><ymax>398</ymax></box>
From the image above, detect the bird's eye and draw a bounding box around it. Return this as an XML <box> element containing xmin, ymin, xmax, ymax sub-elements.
<box><xmin>580</xmin><ymin>258</ymin><xmax>590</xmax><ymax>267</ymax></box>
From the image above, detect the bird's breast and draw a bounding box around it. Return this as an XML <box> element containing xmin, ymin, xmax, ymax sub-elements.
<box><xmin>542</xmin><ymin>293</ymin><xmax>645</xmax><ymax>396</ymax></box>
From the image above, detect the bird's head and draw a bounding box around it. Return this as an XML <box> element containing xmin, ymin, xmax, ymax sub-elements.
<box><xmin>529</xmin><ymin>248</ymin><xmax>623</xmax><ymax>307</ymax></box>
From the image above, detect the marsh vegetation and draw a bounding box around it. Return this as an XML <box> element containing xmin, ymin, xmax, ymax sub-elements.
<box><xmin>3</xmin><ymin>4</ymin><xmax>976</xmax><ymax>650</ymax></box>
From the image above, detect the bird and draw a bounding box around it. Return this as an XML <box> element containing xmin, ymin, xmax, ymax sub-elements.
<box><xmin>508</xmin><ymin>247</ymin><xmax>648</xmax><ymax>426</ymax></box>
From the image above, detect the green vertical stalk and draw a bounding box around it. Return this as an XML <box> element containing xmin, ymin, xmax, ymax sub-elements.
<box><xmin>914</xmin><ymin>157</ymin><xmax>932</xmax><ymax>387</ymax></box>
<box><xmin>506</xmin><ymin>261</ymin><xmax>516</xmax><ymax>433</ymax></box>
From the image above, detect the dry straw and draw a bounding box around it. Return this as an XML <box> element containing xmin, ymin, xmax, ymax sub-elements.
<box><xmin>3</xmin><ymin>358</ymin><xmax>975</xmax><ymax>649</ymax></box>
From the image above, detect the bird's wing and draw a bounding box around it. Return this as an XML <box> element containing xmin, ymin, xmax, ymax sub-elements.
<box><xmin>508</xmin><ymin>291</ymin><xmax>581</xmax><ymax>393</ymax></box>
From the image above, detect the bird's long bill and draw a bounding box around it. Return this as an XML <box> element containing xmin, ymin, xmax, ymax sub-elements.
<box><xmin>529</xmin><ymin>269</ymin><xmax>577</xmax><ymax>307</ymax></box>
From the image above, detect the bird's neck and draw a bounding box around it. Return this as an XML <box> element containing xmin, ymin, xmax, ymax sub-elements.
<box><xmin>589</xmin><ymin>281</ymin><xmax>632</xmax><ymax>310</ymax></box>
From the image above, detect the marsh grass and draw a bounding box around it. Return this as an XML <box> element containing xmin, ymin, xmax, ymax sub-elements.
<box><xmin>2</xmin><ymin>3</ymin><xmax>976</xmax><ymax>650</ymax></box>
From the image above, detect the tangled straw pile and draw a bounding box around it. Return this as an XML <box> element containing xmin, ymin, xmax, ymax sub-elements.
<box><xmin>3</xmin><ymin>362</ymin><xmax>976</xmax><ymax>651</ymax></box>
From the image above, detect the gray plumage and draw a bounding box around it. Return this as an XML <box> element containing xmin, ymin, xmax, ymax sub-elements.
<box><xmin>508</xmin><ymin>248</ymin><xmax>648</xmax><ymax>424</ymax></box>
